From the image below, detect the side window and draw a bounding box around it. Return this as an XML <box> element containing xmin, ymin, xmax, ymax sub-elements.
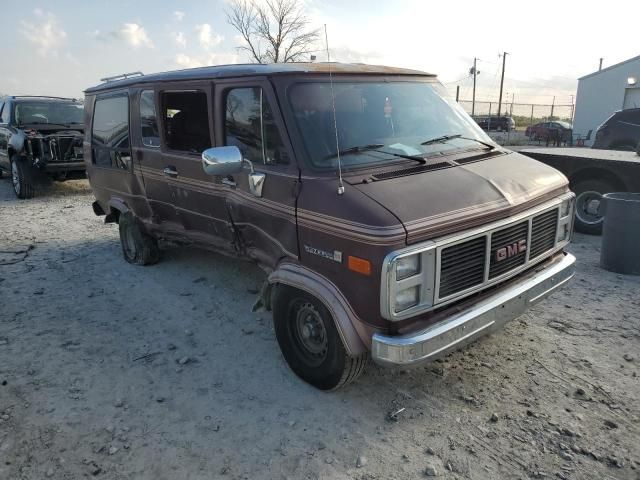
<box><xmin>92</xmin><ymin>95</ymin><xmax>131</xmax><ymax>169</ymax></box>
<box><xmin>0</xmin><ymin>101</ymin><xmax>6</xmax><ymax>123</ymax></box>
<box><xmin>161</xmin><ymin>90</ymin><xmax>210</xmax><ymax>153</ymax></box>
<box><xmin>225</xmin><ymin>87</ymin><xmax>287</xmax><ymax>165</ymax></box>
<box><xmin>140</xmin><ymin>90</ymin><xmax>160</xmax><ymax>147</ymax></box>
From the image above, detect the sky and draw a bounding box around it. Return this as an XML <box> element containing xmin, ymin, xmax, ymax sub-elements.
<box><xmin>2</xmin><ymin>0</ymin><xmax>638</xmax><ymax>110</ymax></box>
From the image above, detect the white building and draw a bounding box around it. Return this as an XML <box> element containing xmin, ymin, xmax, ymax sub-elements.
<box><xmin>573</xmin><ymin>54</ymin><xmax>640</xmax><ymax>146</ymax></box>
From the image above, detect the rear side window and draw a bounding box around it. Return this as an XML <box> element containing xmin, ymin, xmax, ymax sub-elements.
<box><xmin>0</xmin><ymin>101</ymin><xmax>6</xmax><ymax>123</ymax></box>
<box><xmin>140</xmin><ymin>90</ymin><xmax>160</xmax><ymax>147</ymax></box>
<box><xmin>92</xmin><ymin>95</ymin><xmax>131</xmax><ymax>169</ymax></box>
<box><xmin>161</xmin><ymin>91</ymin><xmax>210</xmax><ymax>153</ymax></box>
<box><xmin>225</xmin><ymin>87</ymin><xmax>287</xmax><ymax>165</ymax></box>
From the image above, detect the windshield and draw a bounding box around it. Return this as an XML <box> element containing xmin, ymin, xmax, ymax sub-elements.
<box><xmin>15</xmin><ymin>101</ymin><xmax>84</xmax><ymax>126</ymax></box>
<box><xmin>288</xmin><ymin>80</ymin><xmax>493</xmax><ymax>169</ymax></box>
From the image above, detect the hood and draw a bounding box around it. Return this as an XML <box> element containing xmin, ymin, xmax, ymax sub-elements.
<box><xmin>350</xmin><ymin>151</ymin><xmax>569</xmax><ymax>244</ymax></box>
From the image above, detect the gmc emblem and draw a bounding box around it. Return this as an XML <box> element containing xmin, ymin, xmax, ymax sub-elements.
<box><xmin>495</xmin><ymin>239</ymin><xmax>527</xmax><ymax>262</ymax></box>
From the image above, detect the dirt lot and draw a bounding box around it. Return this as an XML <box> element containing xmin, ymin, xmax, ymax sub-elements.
<box><xmin>0</xmin><ymin>177</ymin><xmax>639</xmax><ymax>480</ymax></box>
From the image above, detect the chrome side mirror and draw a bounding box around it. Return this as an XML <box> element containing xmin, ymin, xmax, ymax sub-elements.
<box><xmin>202</xmin><ymin>146</ymin><xmax>266</xmax><ymax>198</ymax></box>
<box><xmin>202</xmin><ymin>146</ymin><xmax>243</xmax><ymax>176</ymax></box>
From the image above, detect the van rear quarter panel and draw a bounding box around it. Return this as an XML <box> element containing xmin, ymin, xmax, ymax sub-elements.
<box><xmin>84</xmin><ymin>92</ymin><xmax>152</xmax><ymax>220</ymax></box>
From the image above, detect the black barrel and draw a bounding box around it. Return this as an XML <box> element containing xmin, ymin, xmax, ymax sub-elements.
<box><xmin>600</xmin><ymin>192</ymin><xmax>640</xmax><ymax>275</ymax></box>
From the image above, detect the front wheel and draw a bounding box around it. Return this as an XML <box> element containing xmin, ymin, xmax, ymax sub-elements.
<box><xmin>118</xmin><ymin>212</ymin><xmax>160</xmax><ymax>265</ymax></box>
<box><xmin>10</xmin><ymin>156</ymin><xmax>35</xmax><ymax>199</ymax></box>
<box><xmin>272</xmin><ymin>285</ymin><xmax>368</xmax><ymax>390</ymax></box>
<box><xmin>573</xmin><ymin>179</ymin><xmax>614</xmax><ymax>234</ymax></box>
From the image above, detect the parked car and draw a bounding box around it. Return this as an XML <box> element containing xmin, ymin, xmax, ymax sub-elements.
<box><xmin>85</xmin><ymin>63</ymin><xmax>575</xmax><ymax>390</ymax></box>
<box><xmin>592</xmin><ymin>108</ymin><xmax>640</xmax><ymax>151</ymax></box>
<box><xmin>521</xmin><ymin>147</ymin><xmax>640</xmax><ymax>234</ymax></box>
<box><xmin>473</xmin><ymin>115</ymin><xmax>515</xmax><ymax>132</ymax></box>
<box><xmin>0</xmin><ymin>96</ymin><xmax>85</xmax><ymax>198</ymax></box>
<box><xmin>525</xmin><ymin>121</ymin><xmax>573</xmax><ymax>144</ymax></box>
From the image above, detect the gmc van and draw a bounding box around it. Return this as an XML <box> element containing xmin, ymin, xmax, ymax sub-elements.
<box><xmin>84</xmin><ymin>63</ymin><xmax>575</xmax><ymax>390</ymax></box>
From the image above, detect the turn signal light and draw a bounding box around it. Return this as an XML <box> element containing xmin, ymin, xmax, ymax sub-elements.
<box><xmin>348</xmin><ymin>256</ymin><xmax>371</xmax><ymax>275</ymax></box>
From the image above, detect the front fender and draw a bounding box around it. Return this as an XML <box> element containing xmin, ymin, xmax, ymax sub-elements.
<box><xmin>8</xmin><ymin>130</ymin><xmax>27</xmax><ymax>157</ymax></box>
<box><xmin>268</xmin><ymin>261</ymin><xmax>373</xmax><ymax>356</ymax></box>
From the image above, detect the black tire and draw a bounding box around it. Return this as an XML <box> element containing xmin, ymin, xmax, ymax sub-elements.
<box><xmin>272</xmin><ymin>285</ymin><xmax>368</xmax><ymax>390</ymax></box>
<box><xmin>10</xmin><ymin>155</ymin><xmax>35</xmax><ymax>199</ymax></box>
<box><xmin>573</xmin><ymin>179</ymin><xmax>614</xmax><ymax>235</ymax></box>
<box><xmin>118</xmin><ymin>212</ymin><xmax>160</xmax><ymax>265</ymax></box>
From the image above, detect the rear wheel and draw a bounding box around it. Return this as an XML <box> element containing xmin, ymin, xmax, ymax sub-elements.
<box><xmin>573</xmin><ymin>179</ymin><xmax>614</xmax><ymax>234</ymax></box>
<box><xmin>118</xmin><ymin>212</ymin><xmax>160</xmax><ymax>265</ymax></box>
<box><xmin>10</xmin><ymin>155</ymin><xmax>35</xmax><ymax>199</ymax></box>
<box><xmin>272</xmin><ymin>285</ymin><xmax>368</xmax><ymax>390</ymax></box>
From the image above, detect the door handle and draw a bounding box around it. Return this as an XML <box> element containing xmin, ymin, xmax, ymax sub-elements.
<box><xmin>222</xmin><ymin>176</ymin><xmax>236</xmax><ymax>188</ymax></box>
<box><xmin>163</xmin><ymin>167</ymin><xmax>178</xmax><ymax>178</ymax></box>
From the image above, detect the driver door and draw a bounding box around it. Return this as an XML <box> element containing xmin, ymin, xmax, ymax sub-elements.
<box><xmin>213</xmin><ymin>78</ymin><xmax>299</xmax><ymax>267</ymax></box>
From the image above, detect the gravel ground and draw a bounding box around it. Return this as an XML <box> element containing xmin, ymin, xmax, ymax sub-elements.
<box><xmin>0</xmin><ymin>176</ymin><xmax>639</xmax><ymax>480</ymax></box>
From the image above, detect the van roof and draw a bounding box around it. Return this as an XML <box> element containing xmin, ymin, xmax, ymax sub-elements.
<box><xmin>85</xmin><ymin>62</ymin><xmax>436</xmax><ymax>93</ymax></box>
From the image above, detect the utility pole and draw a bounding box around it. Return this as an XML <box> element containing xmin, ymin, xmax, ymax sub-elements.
<box><xmin>599</xmin><ymin>58</ymin><xmax>603</xmax><ymax>71</ymax></box>
<box><xmin>550</xmin><ymin>95</ymin><xmax>555</xmax><ymax>119</ymax></box>
<box><xmin>470</xmin><ymin>58</ymin><xmax>479</xmax><ymax>116</ymax></box>
<box><xmin>497</xmin><ymin>52</ymin><xmax>508</xmax><ymax>116</ymax></box>
<box><xmin>455</xmin><ymin>85</ymin><xmax>460</xmax><ymax>102</ymax></box>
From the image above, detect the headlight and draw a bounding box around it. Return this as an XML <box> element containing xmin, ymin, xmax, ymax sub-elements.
<box><xmin>557</xmin><ymin>195</ymin><xmax>575</xmax><ymax>243</ymax></box>
<box><xmin>559</xmin><ymin>197</ymin><xmax>574</xmax><ymax>218</ymax></box>
<box><xmin>395</xmin><ymin>254</ymin><xmax>420</xmax><ymax>280</ymax></box>
<box><xmin>395</xmin><ymin>286</ymin><xmax>420</xmax><ymax>312</ymax></box>
<box><xmin>382</xmin><ymin>245</ymin><xmax>436</xmax><ymax>320</ymax></box>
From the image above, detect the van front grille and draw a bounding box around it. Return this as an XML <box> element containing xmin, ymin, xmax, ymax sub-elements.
<box><xmin>439</xmin><ymin>236</ymin><xmax>486</xmax><ymax>298</ymax></box>
<box><xmin>436</xmin><ymin>207</ymin><xmax>560</xmax><ymax>300</ymax></box>
<box><xmin>530</xmin><ymin>209</ymin><xmax>558</xmax><ymax>259</ymax></box>
<box><xmin>489</xmin><ymin>221</ymin><xmax>529</xmax><ymax>279</ymax></box>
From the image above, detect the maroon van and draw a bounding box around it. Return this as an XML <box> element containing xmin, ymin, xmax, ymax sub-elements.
<box><xmin>84</xmin><ymin>63</ymin><xmax>576</xmax><ymax>390</ymax></box>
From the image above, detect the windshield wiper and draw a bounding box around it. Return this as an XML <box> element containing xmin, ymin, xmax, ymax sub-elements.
<box><xmin>421</xmin><ymin>134</ymin><xmax>495</xmax><ymax>150</ymax></box>
<box><xmin>325</xmin><ymin>144</ymin><xmax>385</xmax><ymax>160</ymax></box>
<box><xmin>325</xmin><ymin>144</ymin><xmax>427</xmax><ymax>164</ymax></box>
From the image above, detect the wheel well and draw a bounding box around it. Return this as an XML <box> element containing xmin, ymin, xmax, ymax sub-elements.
<box><xmin>105</xmin><ymin>207</ymin><xmax>121</xmax><ymax>224</ymax></box>
<box><xmin>569</xmin><ymin>168</ymin><xmax>626</xmax><ymax>192</ymax></box>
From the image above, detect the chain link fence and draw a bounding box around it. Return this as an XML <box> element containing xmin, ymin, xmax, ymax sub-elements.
<box><xmin>458</xmin><ymin>100</ymin><xmax>574</xmax><ymax>129</ymax></box>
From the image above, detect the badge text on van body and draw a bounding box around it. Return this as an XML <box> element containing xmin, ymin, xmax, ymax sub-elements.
<box><xmin>495</xmin><ymin>239</ymin><xmax>527</xmax><ymax>262</ymax></box>
<box><xmin>304</xmin><ymin>245</ymin><xmax>343</xmax><ymax>263</ymax></box>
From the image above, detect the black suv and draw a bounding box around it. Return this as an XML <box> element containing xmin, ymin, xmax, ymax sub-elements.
<box><xmin>592</xmin><ymin>108</ymin><xmax>640</xmax><ymax>151</ymax></box>
<box><xmin>473</xmin><ymin>115</ymin><xmax>515</xmax><ymax>132</ymax></box>
<box><xmin>0</xmin><ymin>96</ymin><xmax>85</xmax><ymax>198</ymax></box>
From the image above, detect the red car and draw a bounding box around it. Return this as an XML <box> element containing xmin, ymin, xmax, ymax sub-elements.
<box><xmin>526</xmin><ymin>121</ymin><xmax>573</xmax><ymax>143</ymax></box>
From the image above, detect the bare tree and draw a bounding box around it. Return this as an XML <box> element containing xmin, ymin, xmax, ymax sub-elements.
<box><xmin>226</xmin><ymin>0</ymin><xmax>319</xmax><ymax>63</ymax></box>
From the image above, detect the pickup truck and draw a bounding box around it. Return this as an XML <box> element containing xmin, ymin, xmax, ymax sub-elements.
<box><xmin>0</xmin><ymin>95</ymin><xmax>85</xmax><ymax>198</ymax></box>
<box><xmin>521</xmin><ymin>147</ymin><xmax>640</xmax><ymax>234</ymax></box>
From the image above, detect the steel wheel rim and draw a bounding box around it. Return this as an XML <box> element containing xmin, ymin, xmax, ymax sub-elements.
<box><xmin>122</xmin><ymin>227</ymin><xmax>137</xmax><ymax>259</ymax></box>
<box><xmin>576</xmin><ymin>190</ymin><xmax>604</xmax><ymax>225</ymax></box>
<box><xmin>11</xmin><ymin>161</ymin><xmax>20</xmax><ymax>195</ymax></box>
<box><xmin>292</xmin><ymin>301</ymin><xmax>328</xmax><ymax>366</ymax></box>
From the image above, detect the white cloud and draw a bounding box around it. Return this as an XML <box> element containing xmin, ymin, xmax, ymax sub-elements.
<box><xmin>174</xmin><ymin>11</ymin><xmax>185</xmax><ymax>21</ymax></box>
<box><xmin>175</xmin><ymin>54</ymin><xmax>201</xmax><ymax>68</ymax></box>
<box><xmin>196</xmin><ymin>24</ymin><xmax>223</xmax><ymax>50</ymax></box>
<box><xmin>118</xmin><ymin>23</ymin><xmax>154</xmax><ymax>48</ymax></box>
<box><xmin>20</xmin><ymin>10</ymin><xmax>67</xmax><ymax>57</ymax></box>
<box><xmin>172</xmin><ymin>31</ymin><xmax>186</xmax><ymax>48</ymax></box>
<box><xmin>175</xmin><ymin>52</ymin><xmax>238</xmax><ymax>69</ymax></box>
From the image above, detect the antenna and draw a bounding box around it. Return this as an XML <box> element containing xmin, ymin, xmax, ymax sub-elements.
<box><xmin>324</xmin><ymin>24</ymin><xmax>345</xmax><ymax>196</ymax></box>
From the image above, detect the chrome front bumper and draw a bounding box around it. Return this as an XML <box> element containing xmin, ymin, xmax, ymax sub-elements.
<box><xmin>371</xmin><ymin>252</ymin><xmax>576</xmax><ymax>366</ymax></box>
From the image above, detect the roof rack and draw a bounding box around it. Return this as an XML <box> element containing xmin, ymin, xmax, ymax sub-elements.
<box><xmin>11</xmin><ymin>95</ymin><xmax>78</xmax><ymax>101</ymax></box>
<box><xmin>99</xmin><ymin>71</ymin><xmax>144</xmax><ymax>83</ymax></box>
